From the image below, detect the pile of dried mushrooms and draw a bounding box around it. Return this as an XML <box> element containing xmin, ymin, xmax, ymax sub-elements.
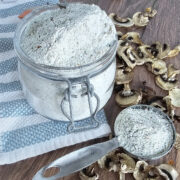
<box><xmin>80</xmin><ymin>149</ymin><xmax>179</xmax><ymax>180</ymax></box>
<box><xmin>79</xmin><ymin>7</ymin><xmax>180</xmax><ymax>180</ymax></box>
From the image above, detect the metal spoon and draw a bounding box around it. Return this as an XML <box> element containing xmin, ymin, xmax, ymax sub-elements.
<box><xmin>33</xmin><ymin>105</ymin><xmax>176</xmax><ymax>180</ymax></box>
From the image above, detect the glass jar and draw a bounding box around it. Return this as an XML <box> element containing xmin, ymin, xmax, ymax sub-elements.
<box><xmin>14</xmin><ymin>5</ymin><xmax>118</xmax><ymax>131</ymax></box>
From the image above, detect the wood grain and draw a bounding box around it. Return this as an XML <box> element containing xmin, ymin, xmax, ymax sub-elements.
<box><xmin>0</xmin><ymin>0</ymin><xmax>180</xmax><ymax>179</ymax></box>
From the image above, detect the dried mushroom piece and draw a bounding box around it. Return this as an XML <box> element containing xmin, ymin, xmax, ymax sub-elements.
<box><xmin>167</xmin><ymin>45</ymin><xmax>180</xmax><ymax>58</ymax></box>
<box><xmin>137</xmin><ymin>45</ymin><xmax>155</xmax><ymax>59</ymax></box>
<box><xmin>149</xmin><ymin>96</ymin><xmax>167</xmax><ymax>112</ymax></box>
<box><xmin>117</xmin><ymin>46</ymin><xmax>138</xmax><ymax>69</ymax></box>
<box><xmin>174</xmin><ymin>133</ymin><xmax>180</xmax><ymax>150</ymax></box>
<box><xmin>115</xmin><ymin>65</ymin><xmax>134</xmax><ymax>85</ymax></box>
<box><xmin>163</xmin><ymin>88</ymin><xmax>180</xmax><ymax>121</ymax></box>
<box><xmin>117</xmin><ymin>153</ymin><xmax>136</xmax><ymax>173</ymax></box>
<box><xmin>163</xmin><ymin>96</ymin><xmax>175</xmax><ymax>121</ymax></box>
<box><xmin>149</xmin><ymin>42</ymin><xmax>161</xmax><ymax>58</ymax></box>
<box><xmin>144</xmin><ymin>7</ymin><xmax>157</xmax><ymax>18</ymax></box>
<box><xmin>159</xmin><ymin>44</ymin><xmax>171</xmax><ymax>59</ymax></box>
<box><xmin>79</xmin><ymin>164</ymin><xmax>99</xmax><ymax>180</ymax></box>
<box><xmin>109</xmin><ymin>13</ymin><xmax>134</xmax><ymax>28</ymax></box>
<box><xmin>121</xmin><ymin>32</ymin><xmax>143</xmax><ymax>45</ymax></box>
<box><xmin>132</xmin><ymin>7</ymin><xmax>157</xmax><ymax>27</ymax></box>
<box><xmin>151</xmin><ymin>102</ymin><xmax>167</xmax><ymax>112</ymax></box>
<box><xmin>117</xmin><ymin>153</ymin><xmax>136</xmax><ymax>180</ymax></box>
<box><xmin>133</xmin><ymin>12</ymin><xmax>149</xmax><ymax>27</ymax></box>
<box><xmin>115</xmin><ymin>83</ymin><xmax>142</xmax><ymax>107</ymax></box>
<box><xmin>136</xmin><ymin>46</ymin><xmax>154</xmax><ymax>65</ymax></box>
<box><xmin>146</xmin><ymin>60</ymin><xmax>167</xmax><ymax>75</ymax></box>
<box><xmin>133</xmin><ymin>161</ymin><xmax>170</xmax><ymax>180</ymax></box>
<box><xmin>133</xmin><ymin>161</ymin><xmax>149</xmax><ymax>180</ymax></box>
<box><xmin>155</xmin><ymin>64</ymin><xmax>180</xmax><ymax>91</ymax></box>
<box><xmin>145</xmin><ymin>166</ymin><xmax>169</xmax><ymax>180</ymax></box>
<box><xmin>98</xmin><ymin>152</ymin><xmax>135</xmax><ymax>180</ymax></box>
<box><xmin>116</xmin><ymin>55</ymin><xmax>132</xmax><ymax>73</ymax></box>
<box><xmin>150</xmin><ymin>42</ymin><xmax>171</xmax><ymax>59</ymax></box>
<box><xmin>167</xmin><ymin>64</ymin><xmax>180</xmax><ymax>80</ymax></box>
<box><xmin>167</xmin><ymin>88</ymin><xmax>180</xmax><ymax>107</ymax></box>
<box><xmin>97</xmin><ymin>151</ymin><xmax>120</xmax><ymax>172</ymax></box>
<box><xmin>155</xmin><ymin>75</ymin><xmax>178</xmax><ymax>91</ymax></box>
<box><xmin>158</xmin><ymin>164</ymin><xmax>179</xmax><ymax>180</ymax></box>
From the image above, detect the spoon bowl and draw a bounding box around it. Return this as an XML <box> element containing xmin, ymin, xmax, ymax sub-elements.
<box><xmin>114</xmin><ymin>104</ymin><xmax>176</xmax><ymax>160</ymax></box>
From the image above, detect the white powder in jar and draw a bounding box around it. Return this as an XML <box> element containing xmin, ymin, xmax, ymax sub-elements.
<box><xmin>20</xmin><ymin>3</ymin><xmax>116</xmax><ymax>67</ymax></box>
<box><xmin>115</xmin><ymin>108</ymin><xmax>174</xmax><ymax>157</ymax></box>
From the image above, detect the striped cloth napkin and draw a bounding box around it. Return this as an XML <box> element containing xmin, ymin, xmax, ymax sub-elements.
<box><xmin>0</xmin><ymin>0</ymin><xmax>111</xmax><ymax>165</ymax></box>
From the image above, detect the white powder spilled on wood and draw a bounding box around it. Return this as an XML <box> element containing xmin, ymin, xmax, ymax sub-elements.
<box><xmin>20</xmin><ymin>3</ymin><xmax>116</xmax><ymax>67</ymax></box>
<box><xmin>115</xmin><ymin>108</ymin><xmax>174</xmax><ymax>157</ymax></box>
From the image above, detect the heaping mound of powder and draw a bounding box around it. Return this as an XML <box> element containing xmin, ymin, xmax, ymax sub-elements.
<box><xmin>115</xmin><ymin>108</ymin><xmax>174</xmax><ymax>157</ymax></box>
<box><xmin>20</xmin><ymin>3</ymin><xmax>116</xmax><ymax>67</ymax></box>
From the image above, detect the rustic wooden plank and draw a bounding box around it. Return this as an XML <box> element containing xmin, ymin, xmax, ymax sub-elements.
<box><xmin>0</xmin><ymin>0</ymin><xmax>180</xmax><ymax>179</ymax></box>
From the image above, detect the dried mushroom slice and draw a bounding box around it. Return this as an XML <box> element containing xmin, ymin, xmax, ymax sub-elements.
<box><xmin>146</xmin><ymin>60</ymin><xmax>167</xmax><ymax>75</ymax></box>
<box><xmin>133</xmin><ymin>161</ymin><xmax>170</xmax><ymax>180</ymax></box>
<box><xmin>133</xmin><ymin>161</ymin><xmax>149</xmax><ymax>180</ymax></box>
<box><xmin>115</xmin><ymin>83</ymin><xmax>142</xmax><ymax>107</ymax></box>
<box><xmin>151</xmin><ymin>102</ymin><xmax>167</xmax><ymax>112</ymax></box>
<box><xmin>79</xmin><ymin>165</ymin><xmax>99</xmax><ymax>180</ymax></box>
<box><xmin>146</xmin><ymin>167</ymin><xmax>169</xmax><ymax>180</ymax></box>
<box><xmin>145</xmin><ymin>166</ymin><xmax>169</xmax><ymax>180</ymax></box>
<box><xmin>117</xmin><ymin>46</ymin><xmax>138</xmax><ymax>69</ymax></box>
<box><xmin>155</xmin><ymin>64</ymin><xmax>179</xmax><ymax>90</ymax></box>
<box><xmin>157</xmin><ymin>164</ymin><xmax>179</xmax><ymax>180</ymax></box>
<box><xmin>149</xmin><ymin>96</ymin><xmax>167</xmax><ymax>112</ymax></box>
<box><xmin>168</xmin><ymin>88</ymin><xmax>180</xmax><ymax>107</ymax></box>
<box><xmin>115</xmin><ymin>67</ymin><xmax>134</xmax><ymax>85</ymax></box>
<box><xmin>155</xmin><ymin>75</ymin><xmax>178</xmax><ymax>91</ymax></box>
<box><xmin>137</xmin><ymin>45</ymin><xmax>155</xmax><ymax>59</ymax></box>
<box><xmin>174</xmin><ymin>133</ymin><xmax>180</xmax><ymax>150</ymax></box>
<box><xmin>136</xmin><ymin>47</ymin><xmax>154</xmax><ymax>65</ymax></box>
<box><xmin>117</xmin><ymin>153</ymin><xmax>136</xmax><ymax>173</ymax></box>
<box><xmin>163</xmin><ymin>88</ymin><xmax>180</xmax><ymax>120</ymax></box>
<box><xmin>132</xmin><ymin>7</ymin><xmax>157</xmax><ymax>27</ymax></box>
<box><xmin>159</xmin><ymin>43</ymin><xmax>171</xmax><ymax>59</ymax></box>
<box><xmin>163</xmin><ymin>96</ymin><xmax>175</xmax><ymax>121</ymax></box>
<box><xmin>116</xmin><ymin>153</ymin><xmax>136</xmax><ymax>180</ymax></box>
<box><xmin>150</xmin><ymin>42</ymin><xmax>163</xmax><ymax>58</ymax></box>
<box><xmin>121</xmin><ymin>32</ymin><xmax>143</xmax><ymax>45</ymax></box>
<box><xmin>132</xmin><ymin>12</ymin><xmax>149</xmax><ymax>27</ymax></box>
<box><xmin>144</xmin><ymin>7</ymin><xmax>157</xmax><ymax>18</ymax></box>
<box><xmin>109</xmin><ymin>13</ymin><xmax>134</xmax><ymax>28</ymax></box>
<box><xmin>167</xmin><ymin>64</ymin><xmax>180</xmax><ymax>81</ymax></box>
<box><xmin>97</xmin><ymin>151</ymin><xmax>120</xmax><ymax>172</ymax></box>
<box><xmin>116</xmin><ymin>55</ymin><xmax>132</xmax><ymax>72</ymax></box>
<box><xmin>150</xmin><ymin>42</ymin><xmax>171</xmax><ymax>59</ymax></box>
<box><xmin>167</xmin><ymin>45</ymin><xmax>180</xmax><ymax>58</ymax></box>
<box><xmin>148</xmin><ymin>96</ymin><xmax>167</xmax><ymax>113</ymax></box>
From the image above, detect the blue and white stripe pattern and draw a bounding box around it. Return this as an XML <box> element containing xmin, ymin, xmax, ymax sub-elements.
<box><xmin>0</xmin><ymin>0</ymin><xmax>111</xmax><ymax>165</ymax></box>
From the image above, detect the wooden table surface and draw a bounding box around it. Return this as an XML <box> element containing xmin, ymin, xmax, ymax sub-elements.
<box><xmin>0</xmin><ymin>0</ymin><xmax>180</xmax><ymax>179</ymax></box>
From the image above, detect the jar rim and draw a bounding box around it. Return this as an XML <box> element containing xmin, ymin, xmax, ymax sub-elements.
<box><xmin>14</xmin><ymin>4</ymin><xmax>118</xmax><ymax>79</ymax></box>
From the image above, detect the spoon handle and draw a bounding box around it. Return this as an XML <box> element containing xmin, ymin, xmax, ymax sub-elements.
<box><xmin>33</xmin><ymin>137</ymin><xmax>119</xmax><ymax>180</ymax></box>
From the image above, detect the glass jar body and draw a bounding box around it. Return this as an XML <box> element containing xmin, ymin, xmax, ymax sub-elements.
<box><xmin>18</xmin><ymin>59</ymin><xmax>116</xmax><ymax>121</ymax></box>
